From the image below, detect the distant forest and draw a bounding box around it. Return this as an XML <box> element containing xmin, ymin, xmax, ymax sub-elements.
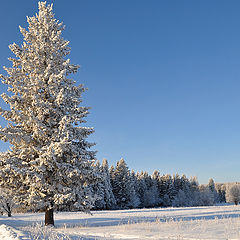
<box><xmin>89</xmin><ymin>158</ymin><xmax>238</xmax><ymax>211</ymax></box>
<box><xmin>1</xmin><ymin>158</ymin><xmax>239</xmax><ymax>217</ymax></box>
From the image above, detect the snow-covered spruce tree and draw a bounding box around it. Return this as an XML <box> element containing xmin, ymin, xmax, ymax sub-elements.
<box><xmin>0</xmin><ymin>2</ymin><xmax>98</xmax><ymax>225</ymax></box>
<box><xmin>215</xmin><ymin>183</ymin><xmax>226</xmax><ymax>203</ymax></box>
<box><xmin>101</xmin><ymin>159</ymin><xmax>116</xmax><ymax>209</ymax></box>
<box><xmin>92</xmin><ymin>159</ymin><xmax>117</xmax><ymax>210</ymax></box>
<box><xmin>136</xmin><ymin>171</ymin><xmax>158</xmax><ymax>208</ymax></box>
<box><xmin>198</xmin><ymin>184</ymin><xmax>214</xmax><ymax>206</ymax></box>
<box><xmin>91</xmin><ymin>161</ymin><xmax>105</xmax><ymax>210</ymax></box>
<box><xmin>111</xmin><ymin>159</ymin><xmax>139</xmax><ymax>209</ymax></box>
<box><xmin>207</xmin><ymin>178</ymin><xmax>218</xmax><ymax>203</ymax></box>
<box><xmin>152</xmin><ymin>170</ymin><xmax>163</xmax><ymax>206</ymax></box>
<box><xmin>159</xmin><ymin>174</ymin><xmax>173</xmax><ymax>207</ymax></box>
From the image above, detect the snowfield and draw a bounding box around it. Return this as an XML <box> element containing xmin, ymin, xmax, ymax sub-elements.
<box><xmin>0</xmin><ymin>204</ymin><xmax>240</xmax><ymax>239</ymax></box>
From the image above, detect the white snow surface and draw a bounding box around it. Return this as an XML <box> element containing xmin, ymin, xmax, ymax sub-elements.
<box><xmin>1</xmin><ymin>204</ymin><xmax>240</xmax><ymax>239</ymax></box>
<box><xmin>0</xmin><ymin>224</ymin><xmax>29</xmax><ymax>240</ymax></box>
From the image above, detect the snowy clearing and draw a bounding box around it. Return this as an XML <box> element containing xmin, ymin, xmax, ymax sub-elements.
<box><xmin>0</xmin><ymin>204</ymin><xmax>240</xmax><ymax>239</ymax></box>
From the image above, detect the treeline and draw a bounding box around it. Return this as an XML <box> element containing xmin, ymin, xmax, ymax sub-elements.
<box><xmin>0</xmin><ymin>158</ymin><xmax>238</xmax><ymax>217</ymax></box>
<box><xmin>91</xmin><ymin>158</ymin><xmax>227</xmax><ymax>210</ymax></box>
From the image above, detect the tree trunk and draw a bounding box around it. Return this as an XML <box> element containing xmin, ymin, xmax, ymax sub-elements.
<box><xmin>45</xmin><ymin>208</ymin><xmax>54</xmax><ymax>226</ymax></box>
<box><xmin>6</xmin><ymin>203</ymin><xmax>11</xmax><ymax>217</ymax></box>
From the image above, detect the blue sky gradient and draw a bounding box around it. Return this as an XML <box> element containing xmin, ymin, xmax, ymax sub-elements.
<box><xmin>1</xmin><ymin>1</ymin><xmax>240</xmax><ymax>183</ymax></box>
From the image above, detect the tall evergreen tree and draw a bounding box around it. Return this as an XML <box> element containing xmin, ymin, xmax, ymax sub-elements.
<box><xmin>207</xmin><ymin>178</ymin><xmax>218</xmax><ymax>203</ymax></box>
<box><xmin>111</xmin><ymin>159</ymin><xmax>139</xmax><ymax>209</ymax></box>
<box><xmin>136</xmin><ymin>171</ymin><xmax>158</xmax><ymax>208</ymax></box>
<box><xmin>101</xmin><ymin>159</ymin><xmax>116</xmax><ymax>209</ymax></box>
<box><xmin>91</xmin><ymin>161</ymin><xmax>105</xmax><ymax>210</ymax></box>
<box><xmin>215</xmin><ymin>183</ymin><xmax>226</xmax><ymax>203</ymax></box>
<box><xmin>151</xmin><ymin>171</ymin><xmax>161</xmax><ymax>206</ymax></box>
<box><xmin>151</xmin><ymin>170</ymin><xmax>162</xmax><ymax>206</ymax></box>
<box><xmin>172</xmin><ymin>174</ymin><xmax>181</xmax><ymax>198</ymax></box>
<box><xmin>159</xmin><ymin>174</ymin><xmax>173</xmax><ymax>206</ymax></box>
<box><xmin>130</xmin><ymin>170</ymin><xmax>141</xmax><ymax>207</ymax></box>
<box><xmin>0</xmin><ymin>2</ymin><xmax>98</xmax><ymax>225</ymax></box>
<box><xmin>136</xmin><ymin>171</ymin><xmax>148</xmax><ymax>208</ymax></box>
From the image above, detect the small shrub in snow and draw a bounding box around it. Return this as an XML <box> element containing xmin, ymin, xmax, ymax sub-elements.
<box><xmin>25</xmin><ymin>223</ymin><xmax>71</xmax><ymax>240</ymax></box>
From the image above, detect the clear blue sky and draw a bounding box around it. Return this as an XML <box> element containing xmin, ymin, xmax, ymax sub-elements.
<box><xmin>0</xmin><ymin>1</ymin><xmax>240</xmax><ymax>184</ymax></box>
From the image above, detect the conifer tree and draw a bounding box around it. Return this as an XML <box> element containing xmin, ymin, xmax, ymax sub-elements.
<box><xmin>91</xmin><ymin>161</ymin><xmax>105</xmax><ymax>210</ymax></box>
<box><xmin>0</xmin><ymin>2</ymin><xmax>98</xmax><ymax>225</ymax></box>
<box><xmin>136</xmin><ymin>171</ymin><xmax>151</xmax><ymax>207</ymax></box>
<box><xmin>111</xmin><ymin>159</ymin><xmax>139</xmax><ymax>209</ymax></box>
<box><xmin>91</xmin><ymin>159</ymin><xmax>116</xmax><ymax>210</ymax></box>
<box><xmin>159</xmin><ymin>174</ymin><xmax>173</xmax><ymax>206</ymax></box>
<box><xmin>135</xmin><ymin>171</ymin><xmax>146</xmax><ymax>207</ymax></box>
<box><xmin>215</xmin><ymin>183</ymin><xmax>226</xmax><ymax>203</ymax></box>
<box><xmin>152</xmin><ymin>170</ymin><xmax>162</xmax><ymax>206</ymax></box>
<box><xmin>101</xmin><ymin>159</ymin><xmax>116</xmax><ymax>209</ymax></box>
<box><xmin>207</xmin><ymin>178</ymin><xmax>218</xmax><ymax>203</ymax></box>
<box><xmin>172</xmin><ymin>174</ymin><xmax>181</xmax><ymax>197</ymax></box>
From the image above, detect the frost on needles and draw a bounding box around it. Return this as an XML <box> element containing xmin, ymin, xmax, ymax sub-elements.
<box><xmin>0</xmin><ymin>1</ymin><xmax>99</xmax><ymax>225</ymax></box>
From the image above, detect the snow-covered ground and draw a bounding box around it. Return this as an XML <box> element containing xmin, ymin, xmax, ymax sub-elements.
<box><xmin>0</xmin><ymin>204</ymin><xmax>240</xmax><ymax>239</ymax></box>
